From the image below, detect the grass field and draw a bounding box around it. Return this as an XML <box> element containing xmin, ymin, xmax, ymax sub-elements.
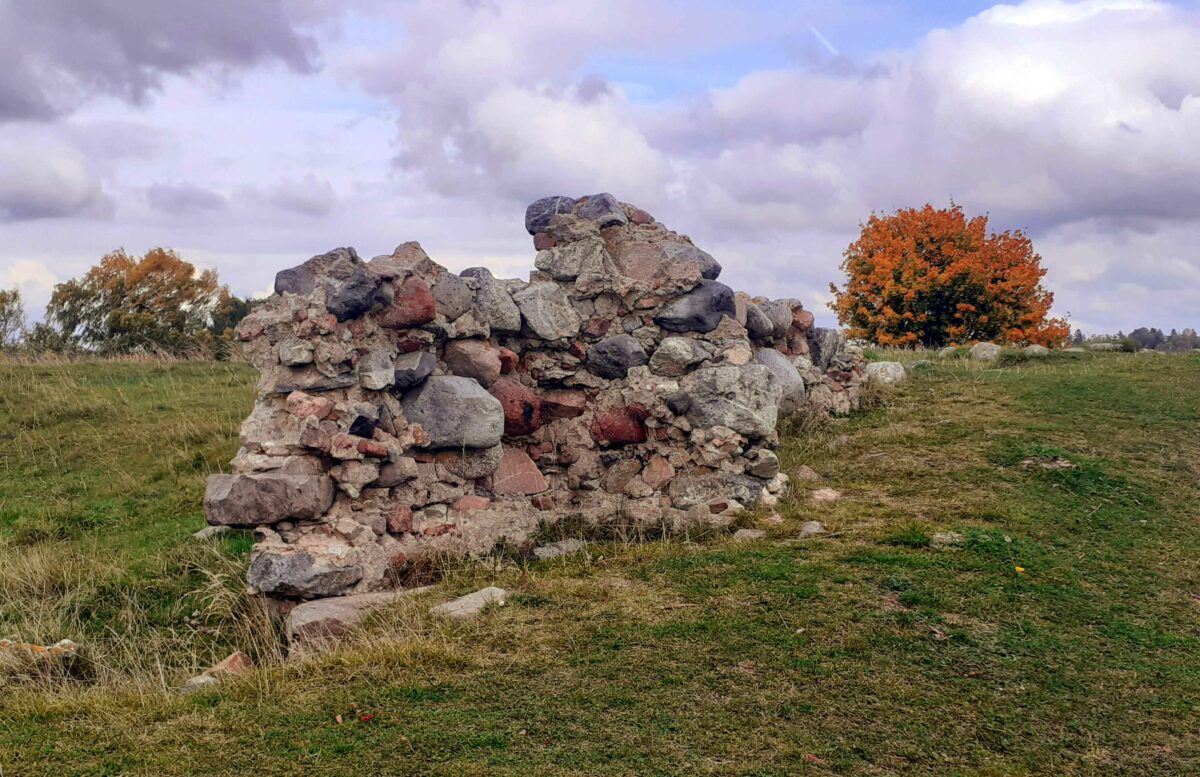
<box><xmin>1</xmin><ymin>352</ymin><xmax>1198</xmax><ymax>775</ymax></box>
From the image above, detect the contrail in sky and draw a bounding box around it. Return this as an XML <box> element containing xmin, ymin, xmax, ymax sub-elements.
<box><xmin>809</xmin><ymin>25</ymin><xmax>840</xmax><ymax>55</ymax></box>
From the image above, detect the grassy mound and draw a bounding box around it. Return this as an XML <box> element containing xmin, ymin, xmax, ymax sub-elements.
<box><xmin>2</xmin><ymin>353</ymin><xmax>1198</xmax><ymax>775</ymax></box>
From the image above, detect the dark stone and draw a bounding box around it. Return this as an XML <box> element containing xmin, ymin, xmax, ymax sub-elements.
<box><xmin>393</xmin><ymin>351</ymin><xmax>437</xmax><ymax>390</ymax></box>
<box><xmin>653</xmin><ymin>280</ymin><xmax>737</xmax><ymax>333</ymax></box>
<box><xmin>665</xmin><ymin>391</ymin><xmax>690</xmax><ymax>415</ymax></box>
<box><xmin>277</xmin><ymin>247</ymin><xmax>382</xmax><ymax>322</ymax></box>
<box><xmin>663</xmin><ymin>243</ymin><xmax>721</xmax><ymax>280</ymax></box>
<box><xmin>525</xmin><ymin>196</ymin><xmax>577</xmax><ymax>235</ymax></box>
<box><xmin>348</xmin><ymin>415</ymin><xmax>376</xmax><ymax>438</ymax></box>
<box><xmin>576</xmin><ymin>192</ymin><xmax>628</xmax><ymax>228</ymax></box>
<box><xmin>326</xmin><ymin>264</ymin><xmax>381</xmax><ymax>321</ymax></box>
<box><xmin>275</xmin><ymin>266</ymin><xmax>316</xmax><ymax>296</ymax></box>
<box><xmin>587</xmin><ymin>334</ymin><xmax>649</xmax><ymax>380</ymax></box>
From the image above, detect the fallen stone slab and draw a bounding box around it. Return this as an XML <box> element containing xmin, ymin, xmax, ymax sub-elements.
<box><xmin>732</xmin><ymin>528</ymin><xmax>766</xmax><ymax>542</ymax></box>
<box><xmin>287</xmin><ymin>588</ymin><xmax>433</xmax><ymax>651</ymax></box>
<box><xmin>430</xmin><ymin>586</ymin><xmax>508</xmax><ymax>621</ymax></box>
<box><xmin>811</xmin><ymin>488</ymin><xmax>842</xmax><ymax>503</ymax></box>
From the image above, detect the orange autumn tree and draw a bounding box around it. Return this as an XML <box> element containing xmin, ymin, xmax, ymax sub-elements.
<box><xmin>829</xmin><ymin>204</ymin><xmax>1069</xmax><ymax>348</ymax></box>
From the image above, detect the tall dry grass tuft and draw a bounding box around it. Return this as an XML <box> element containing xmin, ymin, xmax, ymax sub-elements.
<box><xmin>0</xmin><ymin>540</ymin><xmax>283</xmax><ymax>694</ymax></box>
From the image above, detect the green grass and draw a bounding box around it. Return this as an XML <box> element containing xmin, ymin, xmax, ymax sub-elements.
<box><xmin>2</xmin><ymin>353</ymin><xmax>1199</xmax><ymax>775</ymax></box>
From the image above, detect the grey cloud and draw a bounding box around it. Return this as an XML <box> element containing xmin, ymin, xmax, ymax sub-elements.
<box><xmin>0</xmin><ymin>0</ymin><xmax>325</xmax><ymax>122</ymax></box>
<box><xmin>269</xmin><ymin>175</ymin><xmax>337</xmax><ymax>217</ymax></box>
<box><xmin>145</xmin><ymin>182</ymin><xmax>227</xmax><ymax>216</ymax></box>
<box><xmin>0</xmin><ymin>141</ymin><xmax>110</xmax><ymax>221</ymax></box>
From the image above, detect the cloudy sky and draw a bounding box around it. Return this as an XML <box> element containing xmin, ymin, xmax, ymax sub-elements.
<box><xmin>1</xmin><ymin>0</ymin><xmax>1198</xmax><ymax>334</ymax></box>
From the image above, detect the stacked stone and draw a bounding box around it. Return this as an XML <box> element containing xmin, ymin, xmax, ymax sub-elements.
<box><xmin>204</xmin><ymin>194</ymin><xmax>866</xmax><ymax>600</ymax></box>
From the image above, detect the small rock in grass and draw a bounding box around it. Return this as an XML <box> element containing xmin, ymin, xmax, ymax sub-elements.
<box><xmin>811</xmin><ymin>488</ymin><xmax>842</xmax><ymax>503</ymax></box>
<box><xmin>931</xmin><ymin>531</ymin><xmax>965</xmax><ymax>548</ymax></box>
<box><xmin>797</xmin><ymin>521</ymin><xmax>826</xmax><ymax>539</ymax></box>
<box><xmin>793</xmin><ymin>465</ymin><xmax>821</xmax><ymax>481</ymax></box>
<box><xmin>533</xmin><ymin>538</ymin><xmax>585</xmax><ymax>560</ymax></box>
<box><xmin>192</xmin><ymin>525</ymin><xmax>231</xmax><ymax>541</ymax></box>
<box><xmin>733</xmin><ymin>528</ymin><xmax>767</xmax><ymax>542</ymax></box>
<box><xmin>765</xmin><ymin>513</ymin><xmax>784</xmax><ymax>525</ymax></box>
<box><xmin>430</xmin><ymin>586</ymin><xmax>507</xmax><ymax>621</ymax></box>
<box><xmin>181</xmin><ymin>674</ymin><xmax>221</xmax><ymax>694</ymax></box>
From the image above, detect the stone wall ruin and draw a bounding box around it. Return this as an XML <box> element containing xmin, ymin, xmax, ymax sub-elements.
<box><xmin>204</xmin><ymin>194</ymin><xmax>866</xmax><ymax>600</ymax></box>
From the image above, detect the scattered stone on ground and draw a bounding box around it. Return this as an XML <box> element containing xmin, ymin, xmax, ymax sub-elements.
<box><xmin>180</xmin><ymin>651</ymin><xmax>255</xmax><ymax>693</ymax></box>
<box><xmin>970</xmin><ymin>342</ymin><xmax>1002</xmax><ymax>362</ymax></box>
<box><xmin>0</xmin><ymin>638</ymin><xmax>80</xmax><ymax>674</ymax></box>
<box><xmin>937</xmin><ymin>346</ymin><xmax>959</xmax><ymax>359</ymax></box>
<box><xmin>811</xmin><ymin>488</ymin><xmax>843</xmax><ymax>503</ymax></box>
<box><xmin>1021</xmin><ymin>456</ymin><xmax>1078</xmax><ymax>470</ymax></box>
<box><xmin>732</xmin><ymin>528</ymin><xmax>767</xmax><ymax>542</ymax></box>
<box><xmin>931</xmin><ymin>531</ymin><xmax>966</xmax><ymax>547</ymax></box>
<box><xmin>765</xmin><ymin>513</ymin><xmax>784</xmax><ymax>525</ymax></box>
<box><xmin>793</xmin><ymin>465</ymin><xmax>822</xmax><ymax>481</ymax></box>
<box><xmin>1024</xmin><ymin>344</ymin><xmax>1051</xmax><ymax>357</ymax></box>
<box><xmin>798</xmin><ymin>520</ymin><xmax>827</xmax><ymax>539</ymax></box>
<box><xmin>286</xmin><ymin>588</ymin><xmax>431</xmax><ymax>651</ymax></box>
<box><xmin>430</xmin><ymin>586</ymin><xmax>508</xmax><ymax>621</ymax></box>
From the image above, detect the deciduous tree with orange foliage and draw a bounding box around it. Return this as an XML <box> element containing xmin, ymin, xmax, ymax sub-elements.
<box><xmin>41</xmin><ymin>248</ymin><xmax>245</xmax><ymax>355</ymax></box>
<box><xmin>829</xmin><ymin>204</ymin><xmax>1069</xmax><ymax>348</ymax></box>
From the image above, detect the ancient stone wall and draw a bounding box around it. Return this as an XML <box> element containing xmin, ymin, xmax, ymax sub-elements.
<box><xmin>204</xmin><ymin>194</ymin><xmax>866</xmax><ymax>600</ymax></box>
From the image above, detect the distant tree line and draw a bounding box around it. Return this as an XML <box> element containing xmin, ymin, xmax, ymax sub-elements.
<box><xmin>0</xmin><ymin>248</ymin><xmax>254</xmax><ymax>358</ymax></box>
<box><xmin>1070</xmin><ymin>327</ymin><xmax>1200</xmax><ymax>352</ymax></box>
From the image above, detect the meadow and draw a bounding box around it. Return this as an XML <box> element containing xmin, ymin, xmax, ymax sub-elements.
<box><xmin>1</xmin><ymin>351</ymin><xmax>1198</xmax><ymax>775</ymax></box>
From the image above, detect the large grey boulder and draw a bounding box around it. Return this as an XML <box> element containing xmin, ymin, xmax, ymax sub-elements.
<box><xmin>752</xmin><ymin>349</ymin><xmax>805</xmax><ymax>414</ymax></box>
<box><xmin>970</xmin><ymin>342</ymin><xmax>1002</xmax><ymax>362</ymax></box>
<box><xmin>588</xmin><ymin>334</ymin><xmax>649</xmax><ymax>379</ymax></box>
<box><xmin>809</xmin><ymin>327</ymin><xmax>845</xmax><ymax>370</ymax></box>
<box><xmin>525</xmin><ymin>196</ymin><xmax>576</xmax><ymax>234</ymax></box>
<box><xmin>512</xmin><ymin>283</ymin><xmax>581</xmax><ymax>340</ymax></box>
<box><xmin>675</xmin><ymin>364</ymin><xmax>781</xmax><ymax>439</ymax></box>
<box><xmin>204</xmin><ymin>474</ymin><xmax>334</xmax><ymax>527</ymax></box>
<box><xmin>401</xmin><ymin>376</ymin><xmax>504</xmax><ymax>449</ymax></box>
<box><xmin>759</xmin><ymin>301</ymin><xmax>793</xmax><ymax>337</ymax></box>
<box><xmin>431</xmin><ymin>274</ymin><xmax>474</xmax><ymax>322</ymax></box>
<box><xmin>576</xmin><ymin>192</ymin><xmax>628</xmax><ymax>228</ymax></box>
<box><xmin>744</xmin><ymin>303</ymin><xmax>774</xmax><ymax>338</ymax></box>
<box><xmin>274</xmin><ymin>248</ymin><xmax>381</xmax><ymax>321</ymax></box>
<box><xmin>465</xmin><ymin>268</ymin><xmax>522</xmax><ymax>333</ymax></box>
<box><xmin>653</xmin><ymin>280</ymin><xmax>737</xmax><ymax>333</ymax></box>
<box><xmin>248</xmin><ymin>547</ymin><xmax>363</xmax><ymax>598</ymax></box>
<box><xmin>865</xmin><ymin>361</ymin><xmax>906</xmax><ymax>385</ymax></box>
